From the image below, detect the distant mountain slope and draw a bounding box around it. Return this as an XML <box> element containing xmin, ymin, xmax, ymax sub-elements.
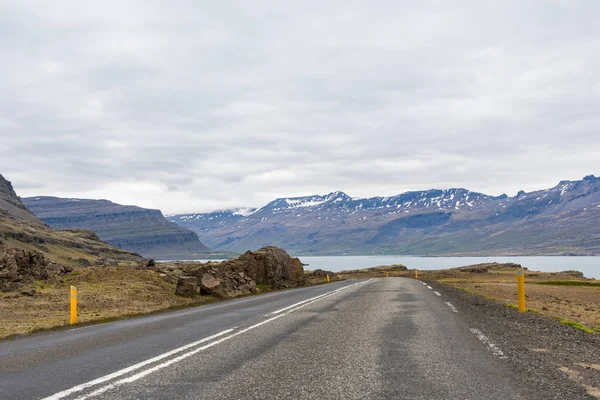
<box><xmin>0</xmin><ymin>174</ymin><xmax>143</xmax><ymax>267</ymax></box>
<box><xmin>0</xmin><ymin>175</ymin><xmax>41</xmax><ymax>224</ymax></box>
<box><xmin>168</xmin><ymin>175</ymin><xmax>600</xmax><ymax>256</ymax></box>
<box><xmin>24</xmin><ymin>197</ymin><xmax>211</xmax><ymax>260</ymax></box>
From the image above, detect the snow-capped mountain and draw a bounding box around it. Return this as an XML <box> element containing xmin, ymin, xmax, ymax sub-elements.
<box><xmin>167</xmin><ymin>175</ymin><xmax>600</xmax><ymax>256</ymax></box>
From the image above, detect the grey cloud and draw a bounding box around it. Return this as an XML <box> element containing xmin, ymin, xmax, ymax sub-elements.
<box><xmin>1</xmin><ymin>0</ymin><xmax>599</xmax><ymax>213</ymax></box>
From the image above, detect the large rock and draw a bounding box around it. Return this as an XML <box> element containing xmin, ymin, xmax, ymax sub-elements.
<box><xmin>171</xmin><ymin>247</ymin><xmax>304</xmax><ymax>298</ymax></box>
<box><xmin>222</xmin><ymin>246</ymin><xmax>305</xmax><ymax>288</ymax></box>
<box><xmin>200</xmin><ymin>273</ymin><xmax>226</xmax><ymax>298</ymax></box>
<box><xmin>175</xmin><ymin>276</ymin><xmax>197</xmax><ymax>297</ymax></box>
<box><xmin>0</xmin><ymin>246</ymin><xmax>72</xmax><ymax>291</ymax></box>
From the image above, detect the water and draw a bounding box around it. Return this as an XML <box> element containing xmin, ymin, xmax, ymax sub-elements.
<box><xmin>297</xmin><ymin>256</ymin><xmax>600</xmax><ymax>279</ymax></box>
<box><xmin>163</xmin><ymin>256</ymin><xmax>600</xmax><ymax>279</ymax></box>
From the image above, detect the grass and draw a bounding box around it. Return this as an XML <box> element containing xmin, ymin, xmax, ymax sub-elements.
<box><xmin>256</xmin><ymin>283</ymin><xmax>273</xmax><ymax>292</ymax></box>
<box><xmin>560</xmin><ymin>319</ymin><xmax>596</xmax><ymax>334</ymax></box>
<box><xmin>0</xmin><ymin>266</ymin><xmax>206</xmax><ymax>341</ymax></box>
<box><xmin>506</xmin><ymin>303</ymin><xmax>539</xmax><ymax>313</ymax></box>
<box><xmin>536</xmin><ymin>281</ymin><xmax>600</xmax><ymax>287</ymax></box>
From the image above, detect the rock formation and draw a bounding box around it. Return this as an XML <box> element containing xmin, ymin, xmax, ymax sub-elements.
<box><xmin>0</xmin><ymin>246</ymin><xmax>73</xmax><ymax>292</ymax></box>
<box><xmin>173</xmin><ymin>246</ymin><xmax>304</xmax><ymax>298</ymax></box>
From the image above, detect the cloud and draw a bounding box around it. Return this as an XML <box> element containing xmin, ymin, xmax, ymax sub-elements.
<box><xmin>1</xmin><ymin>0</ymin><xmax>599</xmax><ymax>213</ymax></box>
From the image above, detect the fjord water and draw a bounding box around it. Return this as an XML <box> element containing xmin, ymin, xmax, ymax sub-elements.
<box><xmin>297</xmin><ymin>256</ymin><xmax>600</xmax><ymax>279</ymax></box>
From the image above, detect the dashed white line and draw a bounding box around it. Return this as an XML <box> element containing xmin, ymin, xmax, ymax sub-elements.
<box><xmin>445</xmin><ymin>302</ymin><xmax>458</xmax><ymax>313</ymax></box>
<box><xmin>427</xmin><ymin>286</ymin><xmax>433</xmax><ymax>290</ymax></box>
<box><xmin>434</xmin><ymin>291</ymin><xmax>442</xmax><ymax>296</ymax></box>
<box><xmin>470</xmin><ymin>328</ymin><xmax>508</xmax><ymax>359</ymax></box>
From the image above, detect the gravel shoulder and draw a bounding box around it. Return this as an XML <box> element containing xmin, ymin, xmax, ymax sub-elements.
<box><xmin>427</xmin><ymin>279</ymin><xmax>600</xmax><ymax>399</ymax></box>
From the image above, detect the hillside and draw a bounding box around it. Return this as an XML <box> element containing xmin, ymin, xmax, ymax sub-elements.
<box><xmin>23</xmin><ymin>197</ymin><xmax>211</xmax><ymax>260</ymax></box>
<box><xmin>0</xmin><ymin>174</ymin><xmax>143</xmax><ymax>268</ymax></box>
<box><xmin>168</xmin><ymin>175</ymin><xmax>600</xmax><ymax>256</ymax></box>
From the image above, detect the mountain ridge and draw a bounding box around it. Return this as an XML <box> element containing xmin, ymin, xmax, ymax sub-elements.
<box><xmin>0</xmin><ymin>174</ymin><xmax>144</xmax><ymax>268</ymax></box>
<box><xmin>23</xmin><ymin>196</ymin><xmax>212</xmax><ymax>260</ymax></box>
<box><xmin>168</xmin><ymin>175</ymin><xmax>600</xmax><ymax>256</ymax></box>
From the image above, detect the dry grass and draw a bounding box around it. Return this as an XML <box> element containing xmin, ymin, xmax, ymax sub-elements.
<box><xmin>435</xmin><ymin>270</ymin><xmax>600</xmax><ymax>331</ymax></box>
<box><xmin>0</xmin><ymin>266</ymin><xmax>211</xmax><ymax>340</ymax></box>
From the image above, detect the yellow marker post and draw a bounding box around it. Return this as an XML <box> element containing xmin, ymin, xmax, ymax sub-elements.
<box><xmin>415</xmin><ymin>269</ymin><xmax>419</xmax><ymax>279</ymax></box>
<box><xmin>70</xmin><ymin>285</ymin><xmax>78</xmax><ymax>324</ymax></box>
<box><xmin>326</xmin><ymin>274</ymin><xmax>330</xmax><ymax>283</ymax></box>
<box><xmin>517</xmin><ymin>269</ymin><xmax>526</xmax><ymax>313</ymax></box>
<box><xmin>386</xmin><ymin>272</ymin><xmax>389</xmax><ymax>278</ymax></box>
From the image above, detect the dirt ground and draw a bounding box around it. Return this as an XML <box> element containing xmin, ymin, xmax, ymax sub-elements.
<box><xmin>0</xmin><ymin>266</ymin><xmax>207</xmax><ymax>340</ymax></box>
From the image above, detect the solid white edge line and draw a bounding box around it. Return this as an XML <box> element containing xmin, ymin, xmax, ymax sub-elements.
<box><xmin>269</xmin><ymin>279</ymin><xmax>372</xmax><ymax>315</ymax></box>
<box><xmin>46</xmin><ymin>279</ymin><xmax>375</xmax><ymax>400</ymax></box>
<box><xmin>74</xmin><ymin>316</ymin><xmax>286</xmax><ymax>400</ymax></box>
<box><xmin>268</xmin><ymin>292</ymin><xmax>331</xmax><ymax>315</ymax></box>
<box><xmin>470</xmin><ymin>328</ymin><xmax>507</xmax><ymax>359</ymax></box>
<box><xmin>40</xmin><ymin>328</ymin><xmax>236</xmax><ymax>400</ymax></box>
<box><xmin>75</xmin><ymin>279</ymin><xmax>375</xmax><ymax>399</ymax></box>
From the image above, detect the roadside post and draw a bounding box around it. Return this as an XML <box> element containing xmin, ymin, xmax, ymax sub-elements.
<box><xmin>70</xmin><ymin>285</ymin><xmax>78</xmax><ymax>324</ymax></box>
<box><xmin>415</xmin><ymin>269</ymin><xmax>419</xmax><ymax>279</ymax></box>
<box><xmin>386</xmin><ymin>272</ymin><xmax>389</xmax><ymax>278</ymax></box>
<box><xmin>517</xmin><ymin>269</ymin><xmax>526</xmax><ymax>312</ymax></box>
<box><xmin>326</xmin><ymin>274</ymin><xmax>330</xmax><ymax>283</ymax></box>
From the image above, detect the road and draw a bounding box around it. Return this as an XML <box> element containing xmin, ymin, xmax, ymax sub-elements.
<box><xmin>1</xmin><ymin>278</ymin><xmax>534</xmax><ymax>399</ymax></box>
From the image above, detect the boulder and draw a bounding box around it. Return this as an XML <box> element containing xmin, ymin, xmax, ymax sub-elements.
<box><xmin>221</xmin><ymin>246</ymin><xmax>305</xmax><ymax>288</ymax></box>
<box><xmin>200</xmin><ymin>273</ymin><xmax>226</xmax><ymax>298</ymax></box>
<box><xmin>175</xmin><ymin>276</ymin><xmax>198</xmax><ymax>297</ymax></box>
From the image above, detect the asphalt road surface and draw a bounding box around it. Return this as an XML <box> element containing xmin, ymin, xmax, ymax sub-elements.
<box><xmin>1</xmin><ymin>278</ymin><xmax>538</xmax><ymax>399</ymax></box>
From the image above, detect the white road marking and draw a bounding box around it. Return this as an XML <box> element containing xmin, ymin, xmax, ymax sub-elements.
<box><xmin>73</xmin><ymin>317</ymin><xmax>285</xmax><ymax>400</ymax></box>
<box><xmin>269</xmin><ymin>279</ymin><xmax>371</xmax><ymax>315</ymax></box>
<box><xmin>44</xmin><ymin>279</ymin><xmax>374</xmax><ymax>400</ymax></box>
<box><xmin>427</xmin><ymin>286</ymin><xmax>433</xmax><ymax>290</ymax></box>
<box><xmin>445</xmin><ymin>302</ymin><xmax>458</xmax><ymax>313</ymax></box>
<box><xmin>434</xmin><ymin>291</ymin><xmax>442</xmax><ymax>296</ymax></box>
<box><xmin>40</xmin><ymin>329</ymin><xmax>235</xmax><ymax>400</ymax></box>
<box><xmin>470</xmin><ymin>328</ymin><xmax>508</xmax><ymax>359</ymax></box>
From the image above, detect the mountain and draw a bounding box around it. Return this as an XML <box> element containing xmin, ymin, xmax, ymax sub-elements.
<box><xmin>23</xmin><ymin>197</ymin><xmax>211</xmax><ymax>260</ymax></box>
<box><xmin>0</xmin><ymin>174</ymin><xmax>143</xmax><ymax>267</ymax></box>
<box><xmin>168</xmin><ymin>175</ymin><xmax>600</xmax><ymax>256</ymax></box>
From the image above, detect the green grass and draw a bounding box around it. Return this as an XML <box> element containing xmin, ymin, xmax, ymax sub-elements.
<box><xmin>536</xmin><ymin>281</ymin><xmax>600</xmax><ymax>287</ymax></box>
<box><xmin>506</xmin><ymin>304</ymin><xmax>539</xmax><ymax>313</ymax></box>
<box><xmin>256</xmin><ymin>283</ymin><xmax>273</xmax><ymax>292</ymax></box>
<box><xmin>560</xmin><ymin>319</ymin><xmax>595</xmax><ymax>334</ymax></box>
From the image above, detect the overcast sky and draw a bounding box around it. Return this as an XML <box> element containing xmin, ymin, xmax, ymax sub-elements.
<box><xmin>1</xmin><ymin>1</ymin><xmax>599</xmax><ymax>214</ymax></box>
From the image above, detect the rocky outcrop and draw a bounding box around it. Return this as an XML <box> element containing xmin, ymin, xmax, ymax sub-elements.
<box><xmin>220</xmin><ymin>246</ymin><xmax>305</xmax><ymax>288</ymax></box>
<box><xmin>23</xmin><ymin>196</ymin><xmax>211</xmax><ymax>259</ymax></box>
<box><xmin>0</xmin><ymin>246</ymin><xmax>73</xmax><ymax>292</ymax></box>
<box><xmin>0</xmin><ymin>175</ymin><xmax>42</xmax><ymax>224</ymax></box>
<box><xmin>172</xmin><ymin>247</ymin><xmax>304</xmax><ymax>298</ymax></box>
